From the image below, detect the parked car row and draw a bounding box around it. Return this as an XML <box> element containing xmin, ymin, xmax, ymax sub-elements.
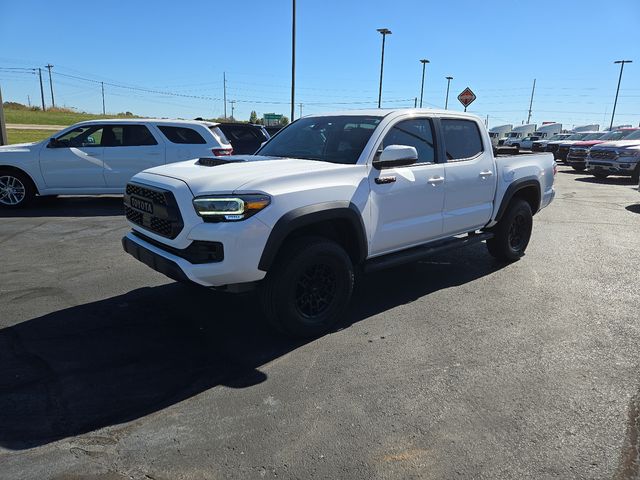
<box><xmin>0</xmin><ymin>119</ymin><xmax>274</xmax><ymax>207</ymax></box>
<box><xmin>551</xmin><ymin>127</ymin><xmax>640</xmax><ymax>181</ymax></box>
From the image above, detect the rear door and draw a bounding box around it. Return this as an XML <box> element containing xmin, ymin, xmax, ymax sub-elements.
<box><xmin>102</xmin><ymin>124</ymin><xmax>165</xmax><ymax>188</ymax></box>
<box><xmin>441</xmin><ymin>118</ymin><xmax>497</xmax><ymax>235</ymax></box>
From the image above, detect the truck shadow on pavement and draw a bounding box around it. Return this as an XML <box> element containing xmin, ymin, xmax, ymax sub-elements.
<box><xmin>0</xmin><ymin>196</ymin><xmax>123</xmax><ymax>218</ymax></box>
<box><xmin>574</xmin><ymin>176</ymin><xmax>637</xmax><ymax>186</ymax></box>
<box><xmin>0</xmin><ymin>244</ymin><xmax>504</xmax><ymax>450</ymax></box>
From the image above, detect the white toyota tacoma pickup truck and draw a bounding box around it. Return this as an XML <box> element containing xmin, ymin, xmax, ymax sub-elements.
<box><xmin>122</xmin><ymin>109</ymin><xmax>555</xmax><ymax>336</ymax></box>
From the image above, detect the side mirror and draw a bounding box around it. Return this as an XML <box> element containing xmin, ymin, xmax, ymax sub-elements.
<box><xmin>372</xmin><ymin>145</ymin><xmax>418</xmax><ymax>169</ymax></box>
<box><xmin>47</xmin><ymin>138</ymin><xmax>60</xmax><ymax>148</ymax></box>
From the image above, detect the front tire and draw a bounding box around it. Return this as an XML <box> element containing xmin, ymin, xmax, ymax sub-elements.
<box><xmin>572</xmin><ymin>165</ymin><xmax>586</xmax><ymax>172</ymax></box>
<box><xmin>0</xmin><ymin>170</ymin><xmax>35</xmax><ymax>208</ymax></box>
<box><xmin>487</xmin><ymin>199</ymin><xmax>533</xmax><ymax>262</ymax></box>
<box><xmin>592</xmin><ymin>172</ymin><xmax>609</xmax><ymax>179</ymax></box>
<box><xmin>260</xmin><ymin>237</ymin><xmax>354</xmax><ymax>338</ymax></box>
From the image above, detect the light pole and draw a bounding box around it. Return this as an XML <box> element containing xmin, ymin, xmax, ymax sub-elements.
<box><xmin>445</xmin><ymin>76</ymin><xmax>453</xmax><ymax>109</ymax></box>
<box><xmin>610</xmin><ymin>60</ymin><xmax>632</xmax><ymax>130</ymax></box>
<box><xmin>419</xmin><ymin>59</ymin><xmax>429</xmax><ymax>108</ymax></box>
<box><xmin>45</xmin><ymin>63</ymin><xmax>55</xmax><ymax>108</ymax></box>
<box><xmin>377</xmin><ymin>28</ymin><xmax>392</xmax><ymax>108</ymax></box>
<box><xmin>290</xmin><ymin>0</ymin><xmax>296</xmax><ymax>122</ymax></box>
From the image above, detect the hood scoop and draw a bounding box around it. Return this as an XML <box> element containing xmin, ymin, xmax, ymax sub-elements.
<box><xmin>197</xmin><ymin>157</ymin><xmax>246</xmax><ymax>167</ymax></box>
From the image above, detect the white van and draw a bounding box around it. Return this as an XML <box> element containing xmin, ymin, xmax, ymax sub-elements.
<box><xmin>489</xmin><ymin>124</ymin><xmax>513</xmax><ymax>148</ymax></box>
<box><xmin>503</xmin><ymin>124</ymin><xmax>537</xmax><ymax>147</ymax></box>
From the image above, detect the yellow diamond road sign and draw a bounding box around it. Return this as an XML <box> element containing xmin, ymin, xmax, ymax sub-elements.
<box><xmin>457</xmin><ymin>87</ymin><xmax>477</xmax><ymax>108</ymax></box>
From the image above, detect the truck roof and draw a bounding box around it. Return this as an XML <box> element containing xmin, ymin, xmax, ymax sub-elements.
<box><xmin>305</xmin><ymin>108</ymin><xmax>482</xmax><ymax>120</ymax></box>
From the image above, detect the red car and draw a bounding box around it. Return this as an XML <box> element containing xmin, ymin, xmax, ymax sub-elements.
<box><xmin>565</xmin><ymin>128</ymin><xmax>640</xmax><ymax>171</ymax></box>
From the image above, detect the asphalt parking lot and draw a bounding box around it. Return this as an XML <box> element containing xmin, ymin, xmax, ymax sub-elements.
<box><xmin>1</xmin><ymin>165</ymin><xmax>639</xmax><ymax>479</ymax></box>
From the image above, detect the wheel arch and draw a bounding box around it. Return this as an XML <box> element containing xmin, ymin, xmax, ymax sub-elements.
<box><xmin>258</xmin><ymin>201</ymin><xmax>368</xmax><ymax>272</ymax></box>
<box><xmin>495</xmin><ymin>177</ymin><xmax>541</xmax><ymax>222</ymax></box>
<box><xmin>0</xmin><ymin>165</ymin><xmax>39</xmax><ymax>194</ymax></box>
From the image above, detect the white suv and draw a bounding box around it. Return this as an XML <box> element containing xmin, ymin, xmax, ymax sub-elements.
<box><xmin>0</xmin><ymin>119</ymin><xmax>232</xmax><ymax>207</ymax></box>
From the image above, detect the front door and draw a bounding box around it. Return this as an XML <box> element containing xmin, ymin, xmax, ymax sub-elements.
<box><xmin>368</xmin><ymin>117</ymin><xmax>445</xmax><ymax>256</ymax></box>
<box><xmin>102</xmin><ymin>124</ymin><xmax>165</xmax><ymax>188</ymax></box>
<box><xmin>39</xmin><ymin>125</ymin><xmax>106</xmax><ymax>188</ymax></box>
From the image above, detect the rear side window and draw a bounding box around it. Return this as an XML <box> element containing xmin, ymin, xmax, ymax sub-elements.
<box><xmin>158</xmin><ymin>126</ymin><xmax>206</xmax><ymax>144</ymax></box>
<box><xmin>222</xmin><ymin>126</ymin><xmax>260</xmax><ymax>142</ymax></box>
<box><xmin>442</xmin><ymin>119</ymin><xmax>484</xmax><ymax>161</ymax></box>
<box><xmin>122</xmin><ymin>125</ymin><xmax>157</xmax><ymax>146</ymax></box>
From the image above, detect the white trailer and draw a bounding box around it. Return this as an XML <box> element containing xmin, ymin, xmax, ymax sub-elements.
<box><xmin>504</xmin><ymin>124</ymin><xmax>537</xmax><ymax>147</ymax></box>
<box><xmin>534</xmin><ymin>123</ymin><xmax>562</xmax><ymax>139</ymax></box>
<box><xmin>489</xmin><ymin>124</ymin><xmax>512</xmax><ymax>147</ymax></box>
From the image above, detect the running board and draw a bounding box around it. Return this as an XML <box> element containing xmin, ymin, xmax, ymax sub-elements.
<box><xmin>363</xmin><ymin>232</ymin><xmax>494</xmax><ymax>273</ymax></box>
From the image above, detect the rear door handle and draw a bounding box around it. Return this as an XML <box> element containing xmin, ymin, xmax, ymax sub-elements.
<box><xmin>428</xmin><ymin>176</ymin><xmax>444</xmax><ymax>185</ymax></box>
<box><xmin>479</xmin><ymin>170</ymin><xmax>493</xmax><ymax>177</ymax></box>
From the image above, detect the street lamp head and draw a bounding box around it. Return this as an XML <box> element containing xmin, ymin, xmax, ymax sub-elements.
<box><xmin>614</xmin><ymin>60</ymin><xmax>632</xmax><ymax>64</ymax></box>
<box><xmin>377</xmin><ymin>28</ymin><xmax>392</xmax><ymax>35</ymax></box>
<box><xmin>446</xmin><ymin>76</ymin><xmax>453</xmax><ymax>80</ymax></box>
<box><xmin>420</xmin><ymin>59</ymin><xmax>430</xmax><ymax>64</ymax></box>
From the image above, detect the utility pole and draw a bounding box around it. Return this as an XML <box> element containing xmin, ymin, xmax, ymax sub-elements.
<box><xmin>38</xmin><ymin>68</ymin><xmax>46</xmax><ymax>111</ymax></box>
<box><xmin>45</xmin><ymin>64</ymin><xmax>55</xmax><ymax>108</ymax></box>
<box><xmin>299</xmin><ymin>103</ymin><xmax>303</xmax><ymax>117</ymax></box>
<box><xmin>101</xmin><ymin>81</ymin><xmax>105</xmax><ymax>115</ymax></box>
<box><xmin>485</xmin><ymin>114</ymin><xmax>489</xmax><ymax>127</ymax></box>
<box><xmin>290</xmin><ymin>0</ymin><xmax>296</xmax><ymax>121</ymax></box>
<box><xmin>230</xmin><ymin>100</ymin><xmax>236</xmax><ymax>120</ymax></box>
<box><xmin>27</xmin><ymin>95</ymin><xmax>31</xmax><ymax>107</ymax></box>
<box><xmin>377</xmin><ymin>28</ymin><xmax>392</xmax><ymax>108</ymax></box>
<box><xmin>419</xmin><ymin>59</ymin><xmax>429</xmax><ymax>108</ymax></box>
<box><xmin>445</xmin><ymin>76</ymin><xmax>453</xmax><ymax>109</ymax></box>
<box><xmin>0</xmin><ymin>85</ymin><xmax>7</xmax><ymax>146</ymax></box>
<box><xmin>527</xmin><ymin>78</ymin><xmax>536</xmax><ymax>124</ymax></box>
<box><xmin>223</xmin><ymin>72</ymin><xmax>227</xmax><ymax>119</ymax></box>
<box><xmin>414</xmin><ymin>97</ymin><xmax>417</xmax><ymax>108</ymax></box>
<box><xmin>610</xmin><ymin>60</ymin><xmax>632</xmax><ymax>130</ymax></box>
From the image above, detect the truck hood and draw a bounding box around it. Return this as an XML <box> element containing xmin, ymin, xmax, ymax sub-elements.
<box><xmin>572</xmin><ymin>140</ymin><xmax>605</xmax><ymax>147</ymax></box>
<box><xmin>0</xmin><ymin>142</ymin><xmax>38</xmax><ymax>152</ymax></box>
<box><xmin>592</xmin><ymin>140</ymin><xmax>640</xmax><ymax>150</ymax></box>
<box><xmin>142</xmin><ymin>155</ymin><xmax>356</xmax><ymax>196</ymax></box>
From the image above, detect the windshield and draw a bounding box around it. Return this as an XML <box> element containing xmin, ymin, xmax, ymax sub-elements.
<box><xmin>600</xmin><ymin>129</ymin><xmax>636</xmax><ymax>141</ymax></box>
<box><xmin>582</xmin><ymin>132</ymin><xmax>605</xmax><ymax>141</ymax></box>
<box><xmin>623</xmin><ymin>130</ymin><xmax>640</xmax><ymax>140</ymax></box>
<box><xmin>547</xmin><ymin>134</ymin><xmax>566</xmax><ymax>141</ymax></box>
<box><xmin>257</xmin><ymin>115</ymin><xmax>382</xmax><ymax>164</ymax></box>
<box><xmin>565</xmin><ymin>133</ymin><xmax>587</xmax><ymax>141</ymax></box>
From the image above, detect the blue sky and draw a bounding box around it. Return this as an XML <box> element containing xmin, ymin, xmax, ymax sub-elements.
<box><xmin>1</xmin><ymin>0</ymin><xmax>639</xmax><ymax>129</ymax></box>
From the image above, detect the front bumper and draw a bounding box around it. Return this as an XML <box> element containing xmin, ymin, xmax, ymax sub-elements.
<box><xmin>566</xmin><ymin>154</ymin><xmax>587</xmax><ymax>167</ymax></box>
<box><xmin>586</xmin><ymin>158</ymin><xmax>639</xmax><ymax>176</ymax></box>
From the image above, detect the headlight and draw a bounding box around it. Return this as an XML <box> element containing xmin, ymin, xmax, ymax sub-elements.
<box><xmin>193</xmin><ymin>194</ymin><xmax>271</xmax><ymax>222</ymax></box>
<box><xmin>621</xmin><ymin>150</ymin><xmax>640</xmax><ymax>157</ymax></box>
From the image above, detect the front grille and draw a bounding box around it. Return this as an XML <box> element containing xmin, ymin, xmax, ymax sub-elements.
<box><xmin>132</xmin><ymin>231</ymin><xmax>223</xmax><ymax>264</ymax></box>
<box><xmin>124</xmin><ymin>182</ymin><xmax>184</xmax><ymax>239</ymax></box>
<box><xmin>590</xmin><ymin>150</ymin><xmax>617</xmax><ymax>160</ymax></box>
<box><xmin>569</xmin><ymin>149</ymin><xmax>588</xmax><ymax>158</ymax></box>
<box><xmin>126</xmin><ymin>183</ymin><xmax>167</xmax><ymax>206</ymax></box>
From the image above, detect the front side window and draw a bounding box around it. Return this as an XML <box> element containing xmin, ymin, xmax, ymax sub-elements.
<box><xmin>55</xmin><ymin>126</ymin><xmax>103</xmax><ymax>147</ymax></box>
<box><xmin>158</xmin><ymin>126</ymin><xmax>206</xmax><ymax>144</ymax></box>
<box><xmin>381</xmin><ymin>118</ymin><xmax>436</xmax><ymax>164</ymax></box>
<box><xmin>442</xmin><ymin>119</ymin><xmax>484</xmax><ymax>161</ymax></box>
<box><xmin>258</xmin><ymin>115</ymin><xmax>382</xmax><ymax>164</ymax></box>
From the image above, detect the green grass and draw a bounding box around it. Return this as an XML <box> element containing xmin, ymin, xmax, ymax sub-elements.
<box><xmin>4</xmin><ymin>108</ymin><xmax>143</xmax><ymax>126</ymax></box>
<box><xmin>6</xmin><ymin>129</ymin><xmax>57</xmax><ymax>144</ymax></box>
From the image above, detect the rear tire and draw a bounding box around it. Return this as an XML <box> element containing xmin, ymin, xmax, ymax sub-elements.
<box><xmin>486</xmin><ymin>199</ymin><xmax>533</xmax><ymax>262</ymax></box>
<box><xmin>259</xmin><ymin>237</ymin><xmax>354</xmax><ymax>338</ymax></box>
<box><xmin>0</xmin><ymin>169</ymin><xmax>35</xmax><ymax>208</ymax></box>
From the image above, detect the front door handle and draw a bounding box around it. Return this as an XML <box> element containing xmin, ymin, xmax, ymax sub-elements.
<box><xmin>428</xmin><ymin>176</ymin><xmax>444</xmax><ymax>185</ymax></box>
<box><xmin>479</xmin><ymin>170</ymin><xmax>493</xmax><ymax>177</ymax></box>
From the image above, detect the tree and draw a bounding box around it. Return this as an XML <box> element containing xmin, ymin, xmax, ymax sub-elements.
<box><xmin>249</xmin><ymin>110</ymin><xmax>258</xmax><ymax>124</ymax></box>
<box><xmin>279</xmin><ymin>115</ymin><xmax>290</xmax><ymax>126</ymax></box>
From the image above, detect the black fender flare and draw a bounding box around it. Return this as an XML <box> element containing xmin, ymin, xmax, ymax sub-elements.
<box><xmin>258</xmin><ymin>201</ymin><xmax>368</xmax><ymax>271</ymax></box>
<box><xmin>494</xmin><ymin>176</ymin><xmax>541</xmax><ymax>223</ymax></box>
